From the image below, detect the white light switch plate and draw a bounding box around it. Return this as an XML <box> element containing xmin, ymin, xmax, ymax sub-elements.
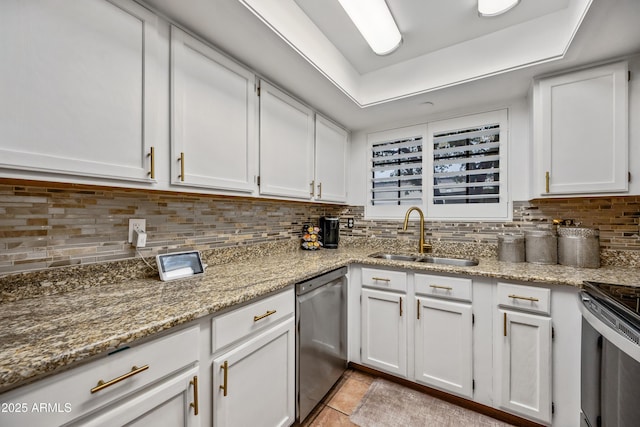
<box><xmin>128</xmin><ymin>219</ymin><xmax>146</xmax><ymax>243</ymax></box>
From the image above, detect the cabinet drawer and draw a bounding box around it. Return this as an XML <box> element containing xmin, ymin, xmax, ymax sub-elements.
<box><xmin>415</xmin><ymin>274</ymin><xmax>472</xmax><ymax>302</ymax></box>
<box><xmin>0</xmin><ymin>325</ymin><xmax>199</xmax><ymax>427</ymax></box>
<box><xmin>361</xmin><ymin>268</ymin><xmax>407</xmax><ymax>292</ymax></box>
<box><xmin>497</xmin><ymin>282</ymin><xmax>550</xmax><ymax>315</ymax></box>
<box><xmin>212</xmin><ymin>288</ymin><xmax>294</xmax><ymax>353</ymax></box>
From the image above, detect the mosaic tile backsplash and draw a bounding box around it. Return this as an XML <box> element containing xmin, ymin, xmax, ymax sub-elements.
<box><xmin>1</xmin><ymin>180</ymin><xmax>639</xmax><ymax>274</ymax></box>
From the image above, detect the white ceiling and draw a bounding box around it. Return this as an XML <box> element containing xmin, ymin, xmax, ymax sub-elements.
<box><xmin>294</xmin><ymin>0</ymin><xmax>570</xmax><ymax>74</ymax></box>
<box><xmin>141</xmin><ymin>0</ymin><xmax>640</xmax><ymax>131</ymax></box>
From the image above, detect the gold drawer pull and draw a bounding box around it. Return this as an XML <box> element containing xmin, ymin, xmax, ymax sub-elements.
<box><xmin>504</xmin><ymin>312</ymin><xmax>508</xmax><ymax>337</ymax></box>
<box><xmin>220</xmin><ymin>361</ymin><xmax>228</xmax><ymax>397</ymax></box>
<box><xmin>148</xmin><ymin>146</ymin><xmax>155</xmax><ymax>179</ymax></box>
<box><xmin>310</xmin><ymin>180</ymin><xmax>315</xmax><ymax>197</ymax></box>
<box><xmin>545</xmin><ymin>171</ymin><xmax>550</xmax><ymax>193</ymax></box>
<box><xmin>430</xmin><ymin>284</ymin><xmax>453</xmax><ymax>291</ymax></box>
<box><xmin>317</xmin><ymin>182</ymin><xmax>322</xmax><ymax>198</ymax></box>
<box><xmin>508</xmin><ymin>294</ymin><xmax>539</xmax><ymax>302</ymax></box>
<box><xmin>91</xmin><ymin>365</ymin><xmax>149</xmax><ymax>394</ymax></box>
<box><xmin>254</xmin><ymin>310</ymin><xmax>277</xmax><ymax>322</ymax></box>
<box><xmin>190</xmin><ymin>375</ymin><xmax>199</xmax><ymax>415</ymax></box>
<box><xmin>178</xmin><ymin>152</ymin><xmax>185</xmax><ymax>181</ymax></box>
<box><xmin>371</xmin><ymin>277</ymin><xmax>391</xmax><ymax>282</ymax></box>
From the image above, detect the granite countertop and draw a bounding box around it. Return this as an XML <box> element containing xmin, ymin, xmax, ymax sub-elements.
<box><xmin>2</xmin><ymin>240</ymin><xmax>640</xmax><ymax>393</ymax></box>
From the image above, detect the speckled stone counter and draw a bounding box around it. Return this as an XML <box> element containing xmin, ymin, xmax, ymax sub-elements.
<box><xmin>2</xmin><ymin>239</ymin><xmax>640</xmax><ymax>393</ymax></box>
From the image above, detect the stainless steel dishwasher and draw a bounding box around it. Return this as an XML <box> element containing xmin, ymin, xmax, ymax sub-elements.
<box><xmin>296</xmin><ymin>266</ymin><xmax>348</xmax><ymax>423</ymax></box>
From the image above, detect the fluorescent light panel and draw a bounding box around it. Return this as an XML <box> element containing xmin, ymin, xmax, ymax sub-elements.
<box><xmin>338</xmin><ymin>0</ymin><xmax>401</xmax><ymax>56</ymax></box>
<box><xmin>478</xmin><ymin>0</ymin><xmax>521</xmax><ymax>17</ymax></box>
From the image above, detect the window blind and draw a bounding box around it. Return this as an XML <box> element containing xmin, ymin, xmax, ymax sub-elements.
<box><xmin>432</xmin><ymin>124</ymin><xmax>500</xmax><ymax>205</ymax></box>
<box><xmin>371</xmin><ymin>136</ymin><xmax>423</xmax><ymax>206</ymax></box>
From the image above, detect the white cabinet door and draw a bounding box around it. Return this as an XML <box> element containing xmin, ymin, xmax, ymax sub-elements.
<box><xmin>494</xmin><ymin>309</ymin><xmax>552</xmax><ymax>424</ymax></box>
<box><xmin>535</xmin><ymin>61</ymin><xmax>628</xmax><ymax>195</ymax></box>
<box><xmin>361</xmin><ymin>288</ymin><xmax>407</xmax><ymax>377</ymax></box>
<box><xmin>314</xmin><ymin>115</ymin><xmax>348</xmax><ymax>203</ymax></box>
<box><xmin>171</xmin><ymin>26</ymin><xmax>257</xmax><ymax>193</ymax></box>
<box><xmin>259</xmin><ymin>81</ymin><xmax>315</xmax><ymax>199</ymax></box>
<box><xmin>212</xmin><ymin>318</ymin><xmax>295</xmax><ymax>427</ymax></box>
<box><xmin>69</xmin><ymin>367</ymin><xmax>200</xmax><ymax>427</ymax></box>
<box><xmin>0</xmin><ymin>0</ymin><xmax>158</xmax><ymax>183</ymax></box>
<box><xmin>414</xmin><ymin>297</ymin><xmax>473</xmax><ymax>398</ymax></box>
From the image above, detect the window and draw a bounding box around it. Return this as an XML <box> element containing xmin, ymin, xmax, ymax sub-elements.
<box><xmin>366</xmin><ymin>111</ymin><xmax>509</xmax><ymax>220</ymax></box>
<box><xmin>367</xmin><ymin>125</ymin><xmax>427</xmax><ymax>219</ymax></box>
<box><xmin>427</xmin><ymin>110</ymin><xmax>509</xmax><ymax>219</ymax></box>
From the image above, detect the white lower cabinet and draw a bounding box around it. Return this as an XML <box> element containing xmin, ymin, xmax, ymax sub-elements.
<box><xmin>494</xmin><ymin>283</ymin><xmax>553</xmax><ymax>425</ymax></box>
<box><xmin>353</xmin><ymin>267</ymin><xmax>576</xmax><ymax>426</ymax></box>
<box><xmin>212</xmin><ymin>319</ymin><xmax>295</xmax><ymax>427</ymax></box>
<box><xmin>0</xmin><ymin>325</ymin><xmax>200</xmax><ymax>427</ymax></box>
<box><xmin>415</xmin><ymin>297</ymin><xmax>473</xmax><ymax>398</ymax></box>
<box><xmin>361</xmin><ymin>287</ymin><xmax>407</xmax><ymax>377</ymax></box>
<box><xmin>69</xmin><ymin>366</ymin><xmax>200</xmax><ymax>427</ymax></box>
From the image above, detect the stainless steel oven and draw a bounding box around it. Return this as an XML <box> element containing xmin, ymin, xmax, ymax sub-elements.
<box><xmin>581</xmin><ymin>282</ymin><xmax>640</xmax><ymax>427</ymax></box>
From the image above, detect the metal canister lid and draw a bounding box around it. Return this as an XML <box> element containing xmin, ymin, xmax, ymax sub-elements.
<box><xmin>525</xmin><ymin>229</ymin><xmax>557</xmax><ymax>237</ymax></box>
<box><xmin>557</xmin><ymin>226</ymin><xmax>599</xmax><ymax>238</ymax></box>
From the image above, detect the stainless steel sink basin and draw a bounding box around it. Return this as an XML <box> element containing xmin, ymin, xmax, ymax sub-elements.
<box><xmin>369</xmin><ymin>253</ymin><xmax>417</xmax><ymax>262</ymax></box>
<box><xmin>369</xmin><ymin>253</ymin><xmax>478</xmax><ymax>267</ymax></box>
<box><xmin>414</xmin><ymin>256</ymin><xmax>479</xmax><ymax>267</ymax></box>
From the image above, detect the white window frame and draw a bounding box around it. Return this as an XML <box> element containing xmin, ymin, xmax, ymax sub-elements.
<box><xmin>365</xmin><ymin>110</ymin><xmax>511</xmax><ymax>221</ymax></box>
<box><xmin>426</xmin><ymin>109</ymin><xmax>510</xmax><ymax>220</ymax></box>
<box><xmin>366</xmin><ymin>124</ymin><xmax>427</xmax><ymax>219</ymax></box>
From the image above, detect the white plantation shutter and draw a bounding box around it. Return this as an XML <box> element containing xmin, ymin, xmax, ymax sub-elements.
<box><xmin>371</xmin><ymin>136</ymin><xmax>423</xmax><ymax>206</ymax></box>
<box><xmin>432</xmin><ymin>125</ymin><xmax>500</xmax><ymax>204</ymax></box>
<box><xmin>427</xmin><ymin>109</ymin><xmax>509</xmax><ymax>220</ymax></box>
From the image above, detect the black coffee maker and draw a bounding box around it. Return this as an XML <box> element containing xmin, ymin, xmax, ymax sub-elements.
<box><xmin>320</xmin><ymin>217</ymin><xmax>340</xmax><ymax>249</ymax></box>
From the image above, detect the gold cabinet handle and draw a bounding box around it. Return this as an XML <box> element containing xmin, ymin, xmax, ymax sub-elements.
<box><xmin>416</xmin><ymin>299</ymin><xmax>420</xmax><ymax>320</ymax></box>
<box><xmin>399</xmin><ymin>296</ymin><xmax>403</xmax><ymax>317</ymax></box>
<box><xmin>147</xmin><ymin>146</ymin><xmax>155</xmax><ymax>179</ymax></box>
<box><xmin>220</xmin><ymin>361</ymin><xmax>228</xmax><ymax>397</ymax></box>
<box><xmin>253</xmin><ymin>309</ymin><xmax>276</xmax><ymax>322</ymax></box>
<box><xmin>545</xmin><ymin>171</ymin><xmax>550</xmax><ymax>193</ymax></box>
<box><xmin>504</xmin><ymin>312</ymin><xmax>507</xmax><ymax>337</ymax></box>
<box><xmin>91</xmin><ymin>365</ymin><xmax>149</xmax><ymax>394</ymax></box>
<box><xmin>310</xmin><ymin>180</ymin><xmax>315</xmax><ymax>197</ymax></box>
<box><xmin>178</xmin><ymin>152</ymin><xmax>185</xmax><ymax>182</ymax></box>
<box><xmin>190</xmin><ymin>375</ymin><xmax>199</xmax><ymax>415</ymax></box>
<box><xmin>430</xmin><ymin>284</ymin><xmax>453</xmax><ymax>291</ymax></box>
<box><xmin>317</xmin><ymin>182</ymin><xmax>322</xmax><ymax>198</ymax></box>
<box><xmin>371</xmin><ymin>277</ymin><xmax>391</xmax><ymax>282</ymax></box>
<box><xmin>508</xmin><ymin>294</ymin><xmax>539</xmax><ymax>302</ymax></box>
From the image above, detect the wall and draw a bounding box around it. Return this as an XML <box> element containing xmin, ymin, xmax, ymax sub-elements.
<box><xmin>2</xmin><ymin>179</ymin><xmax>639</xmax><ymax>275</ymax></box>
<box><xmin>0</xmin><ymin>180</ymin><xmax>343</xmax><ymax>275</ymax></box>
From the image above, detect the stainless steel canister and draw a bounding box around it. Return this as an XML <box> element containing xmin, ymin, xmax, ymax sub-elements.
<box><xmin>557</xmin><ymin>227</ymin><xmax>600</xmax><ymax>268</ymax></box>
<box><xmin>525</xmin><ymin>229</ymin><xmax>558</xmax><ymax>264</ymax></box>
<box><xmin>497</xmin><ymin>234</ymin><xmax>525</xmax><ymax>262</ymax></box>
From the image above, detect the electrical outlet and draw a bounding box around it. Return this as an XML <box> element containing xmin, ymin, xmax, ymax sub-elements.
<box><xmin>346</xmin><ymin>217</ymin><xmax>354</xmax><ymax>229</ymax></box>
<box><xmin>128</xmin><ymin>219</ymin><xmax>146</xmax><ymax>243</ymax></box>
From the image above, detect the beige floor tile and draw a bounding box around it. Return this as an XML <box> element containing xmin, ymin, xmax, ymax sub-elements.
<box><xmin>326</xmin><ymin>375</ymin><xmax>371</xmax><ymax>415</ymax></box>
<box><xmin>348</xmin><ymin>369</ymin><xmax>375</xmax><ymax>386</ymax></box>
<box><xmin>310</xmin><ymin>406</ymin><xmax>358</xmax><ymax>427</ymax></box>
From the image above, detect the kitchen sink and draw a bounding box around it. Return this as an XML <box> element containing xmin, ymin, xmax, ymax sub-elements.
<box><xmin>414</xmin><ymin>256</ymin><xmax>479</xmax><ymax>267</ymax></box>
<box><xmin>369</xmin><ymin>253</ymin><xmax>478</xmax><ymax>267</ymax></box>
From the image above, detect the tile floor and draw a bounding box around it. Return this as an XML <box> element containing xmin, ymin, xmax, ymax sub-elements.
<box><xmin>299</xmin><ymin>369</ymin><xmax>518</xmax><ymax>427</ymax></box>
<box><xmin>300</xmin><ymin>369</ymin><xmax>374</xmax><ymax>427</ymax></box>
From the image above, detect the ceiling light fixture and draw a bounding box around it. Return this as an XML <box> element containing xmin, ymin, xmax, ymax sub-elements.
<box><xmin>478</xmin><ymin>0</ymin><xmax>520</xmax><ymax>17</ymax></box>
<box><xmin>338</xmin><ymin>0</ymin><xmax>402</xmax><ymax>56</ymax></box>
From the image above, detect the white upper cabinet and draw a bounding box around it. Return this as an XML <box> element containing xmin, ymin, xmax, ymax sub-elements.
<box><xmin>534</xmin><ymin>61</ymin><xmax>629</xmax><ymax>196</ymax></box>
<box><xmin>315</xmin><ymin>115</ymin><xmax>348</xmax><ymax>203</ymax></box>
<box><xmin>0</xmin><ymin>0</ymin><xmax>159</xmax><ymax>183</ymax></box>
<box><xmin>259</xmin><ymin>81</ymin><xmax>315</xmax><ymax>200</ymax></box>
<box><xmin>170</xmin><ymin>26</ymin><xmax>258</xmax><ymax>193</ymax></box>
